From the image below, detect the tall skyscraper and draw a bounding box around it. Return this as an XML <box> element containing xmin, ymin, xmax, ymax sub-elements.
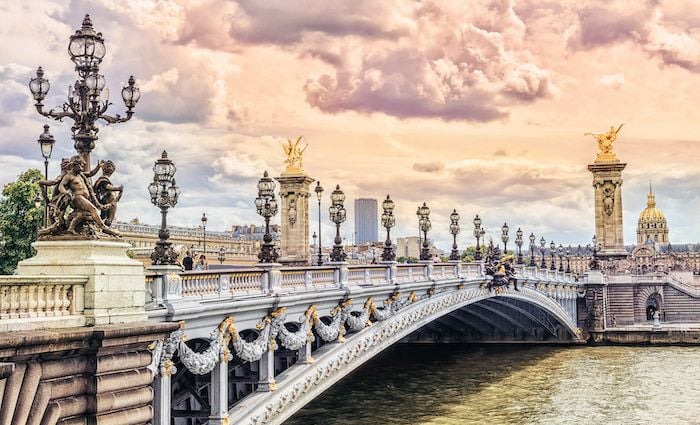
<box><xmin>354</xmin><ymin>198</ymin><xmax>378</xmax><ymax>244</ymax></box>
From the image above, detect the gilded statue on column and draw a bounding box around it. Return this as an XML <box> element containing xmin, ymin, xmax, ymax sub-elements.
<box><xmin>280</xmin><ymin>136</ymin><xmax>308</xmax><ymax>173</ymax></box>
<box><xmin>585</xmin><ymin>124</ymin><xmax>624</xmax><ymax>161</ymax></box>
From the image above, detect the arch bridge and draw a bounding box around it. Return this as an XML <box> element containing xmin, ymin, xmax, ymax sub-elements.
<box><xmin>146</xmin><ymin>261</ymin><xmax>583</xmax><ymax>424</ymax></box>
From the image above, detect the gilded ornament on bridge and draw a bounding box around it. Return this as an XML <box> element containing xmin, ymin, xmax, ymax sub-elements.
<box><xmin>38</xmin><ymin>155</ymin><xmax>122</xmax><ymax>240</ymax></box>
<box><xmin>280</xmin><ymin>136</ymin><xmax>308</xmax><ymax>173</ymax></box>
<box><xmin>585</xmin><ymin>123</ymin><xmax>624</xmax><ymax>161</ymax></box>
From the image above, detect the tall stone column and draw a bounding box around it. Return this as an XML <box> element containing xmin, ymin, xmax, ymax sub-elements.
<box><xmin>275</xmin><ymin>172</ymin><xmax>315</xmax><ymax>266</ymax></box>
<box><xmin>588</xmin><ymin>160</ymin><xmax>628</xmax><ymax>258</ymax></box>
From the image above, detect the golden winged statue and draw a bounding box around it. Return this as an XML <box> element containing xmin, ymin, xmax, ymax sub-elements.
<box><xmin>585</xmin><ymin>124</ymin><xmax>624</xmax><ymax>161</ymax></box>
<box><xmin>280</xmin><ymin>136</ymin><xmax>308</xmax><ymax>173</ymax></box>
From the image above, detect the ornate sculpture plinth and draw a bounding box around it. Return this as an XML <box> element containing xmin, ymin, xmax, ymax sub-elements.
<box><xmin>275</xmin><ymin>172</ymin><xmax>315</xmax><ymax>266</ymax></box>
<box><xmin>16</xmin><ymin>240</ymin><xmax>148</xmax><ymax>325</ymax></box>
<box><xmin>588</xmin><ymin>160</ymin><xmax>628</xmax><ymax>258</ymax></box>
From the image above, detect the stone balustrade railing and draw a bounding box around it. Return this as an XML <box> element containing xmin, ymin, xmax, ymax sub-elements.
<box><xmin>0</xmin><ymin>275</ymin><xmax>88</xmax><ymax>331</ymax></box>
<box><xmin>146</xmin><ymin>262</ymin><xmax>578</xmax><ymax>308</ymax></box>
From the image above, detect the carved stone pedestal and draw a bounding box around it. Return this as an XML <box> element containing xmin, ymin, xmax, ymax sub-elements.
<box><xmin>16</xmin><ymin>240</ymin><xmax>148</xmax><ymax>325</ymax></box>
<box><xmin>588</xmin><ymin>160</ymin><xmax>628</xmax><ymax>258</ymax></box>
<box><xmin>275</xmin><ymin>172</ymin><xmax>315</xmax><ymax>266</ymax></box>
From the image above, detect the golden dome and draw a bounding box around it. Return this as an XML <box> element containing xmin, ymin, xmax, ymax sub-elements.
<box><xmin>638</xmin><ymin>184</ymin><xmax>666</xmax><ymax>222</ymax></box>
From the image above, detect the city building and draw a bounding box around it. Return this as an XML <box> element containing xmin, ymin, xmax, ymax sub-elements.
<box><xmin>113</xmin><ymin>219</ymin><xmax>279</xmax><ymax>265</ymax></box>
<box><xmin>560</xmin><ymin>187</ymin><xmax>700</xmax><ymax>275</ymax></box>
<box><xmin>354</xmin><ymin>198</ymin><xmax>378</xmax><ymax>244</ymax></box>
<box><xmin>636</xmin><ymin>183</ymin><xmax>669</xmax><ymax>246</ymax></box>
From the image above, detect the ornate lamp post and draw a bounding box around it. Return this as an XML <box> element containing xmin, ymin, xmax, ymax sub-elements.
<box><xmin>590</xmin><ymin>235</ymin><xmax>600</xmax><ymax>270</ymax></box>
<box><xmin>416</xmin><ymin>202</ymin><xmax>431</xmax><ymax>261</ymax></box>
<box><xmin>558</xmin><ymin>244</ymin><xmax>565</xmax><ymax>272</ymax></box>
<box><xmin>473</xmin><ymin>214</ymin><xmax>482</xmax><ymax>261</ymax></box>
<box><xmin>29</xmin><ymin>15</ymin><xmax>140</xmax><ymax>171</ymax></box>
<box><xmin>515</xmin><ymin>227</ymin><xmax>523</xmax><ymax>264</ymax></box>
<box><xmin>449</xmin><ymin>209</ymin><xmax>461</xmax><ymax>261</ymax></box>
<box><xmin>479</xmin><ymin>228</ymin><xmax>486</xmax><ymax>256</ymax></box>
<box><xmin>201</xmin><ymin>213</ymin><xmax>208</xmax><ymax>255</ymax></box>
<box><xmin>550</xmin><ymin>241</ymin><xmax>556</xmax><ymax>270</ymax></box>
<box><xmin>529</xmin><ymin>233</ymin><xmax>536</xmax><ymax>267</ymax></box>
<box><xmin>37</xmin><ymin>125</ymin><xmax>55</xmax><ymax>226</ymax></box>
<box><xmin>255</xmin><ymin>171</ymin><xmax>278</xmax><ymax>263</ymax></box>
<box><xmin>540</xmin><ymin>236</ymin><xmax>547</xmax><ymax>269</ymax></box>
<box><xmin>218</xmin><ymin>247</ymin><xmax>226</xmax><ymax>265</ymax></box>
<box><xmin>540</xmin><ymin>237</ymin><xmax>547</xmax><ymax>268</ymax></box>
<box><xmin>314</xmin><ymin>182</ymin><xmax>324</xmax><ymax>266</ymax></box>
<box><xmin>565</xmin><ymin>246</ymin><xmax>572</xmax><ymax>273</ymax></box>
<box><xmin>381</xmin><ymin>195</ymin><xmax>396</xmax><ymax>261</ymax></box>
<box><xmin>501</xmin><ymin>222</ymin><xmax>510</xmax><ymax>254</ymax></box>
<box><xmin>328</xmin><ymin>185</ymin><xmax>347</xmax><ymax>262</ymax></box>
<box><xmin>312</xmin><ymin>231</ymin><xmax>317</xmax><ymax>262</ymax></box>
<box><xmin>147</xmin><ymin>151</ymin><xmax>180</xmax><ymax>265</ymax></box>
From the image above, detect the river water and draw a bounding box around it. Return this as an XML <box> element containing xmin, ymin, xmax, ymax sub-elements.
<box><xmin>286</xmin><ymin>344</ymin><xmax>700</xmax><ymax>424</ymax></box>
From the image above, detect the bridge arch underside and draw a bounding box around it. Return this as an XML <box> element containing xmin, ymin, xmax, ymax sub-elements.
<box><xmin>405</xmin><ymin>297</ymin><xmax>575</xmax><ymax>343</ymax></box>
<box><xmin>227</xmin><ymin>288</ymin><xmax>581</xmax><ymax>424</ymax></box>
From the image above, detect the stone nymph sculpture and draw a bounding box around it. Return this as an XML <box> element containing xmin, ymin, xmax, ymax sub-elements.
<box><xmin>38</xmin><ymin>155</ymin><xmax>122</xmax><ymax>239</ymax></box>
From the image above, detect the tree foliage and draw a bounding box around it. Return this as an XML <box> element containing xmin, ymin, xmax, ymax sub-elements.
<box><xmin>461</xmin><ymin>245</ymin><xmax>476</xmax><ymax>262</ymax></box>
<box><xmin>0</xmin><ymin>169</ymin><xmax>43</xmax><ymax>274</ymax></box>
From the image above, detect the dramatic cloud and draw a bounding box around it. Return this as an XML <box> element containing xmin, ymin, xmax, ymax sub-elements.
<box><xmin>413</xmin><ymin>162</ymin><xmax>445</xmax><ymax>173</ymax></box>
<box><xmin>568</xmin><ymin>2</ymin><xmax>700</xmax><ymax>73</ymax></box>
<box><xmin>3</xmin><ymin>0</ymin><xmax>700</xmax><ymax>249</ymax></box>
<box><xmin>301</xmin><ymin>1</ymin><xmax>555</xmax><ymax>121</ymax></box>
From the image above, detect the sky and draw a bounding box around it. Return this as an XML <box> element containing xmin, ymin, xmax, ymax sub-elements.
<box><xmin>2</xmin><ymin>0</ymin><xmax>700</xmax><ymax>251</ymax></box>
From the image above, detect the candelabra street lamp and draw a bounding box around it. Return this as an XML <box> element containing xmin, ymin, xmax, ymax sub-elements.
<box><xmin>558</xmin><ymin>244</ymin><xmax>565</xmax><ymax>272</ymax></box>
<box><xmin>473</xmin><ymin>214</ymin><xmax>482</xmax><ymax>261</ymax></box>
<box><xmin>218</xmin><ymin>246</ymin><xmax>226</xmax><ymax>265</ymax></box>
<box><xmin>37</xmin><ymin>125</ymin><xmax>55</xmax><ymax>227</ymax></box>
<box><xmin>449</xmin><ymin>209</ymin><xmax>461</xmax><ymax>261</ymax></box>
<box><xmin>201</xmin><ymin>213</ymin><xmax>208</xmax><ymax>255</ymax></box>
<box><xmin>417</xmin><ymin>202</ymin><xmax>432</xmax><ymax>261</ymax></box>
<box><xmin>529</xmin><ymin>233</ymin><xmax>536</xmax><ymax>267</ymax></box>
<box><xmin>381</xmin><ymin>194</ymin><xmax>396</xmax><ymax>261</ymax></box>
<box><xmin>256</xmin><ymin>171</ymin><xmax>279</xmax><ymax>263</ymax></box>
<box><xmin>329</xmin><ymin>184</ymin><xmax>347</xmax><ymax>262</ymax></box>
<box><xmin>539</xmin><ymin>237</ymin><xmax>547</xmax><ymax>269</ymax></box>
<box><xmin>147</xmin><ymin>151</ymin><xmax>180</xmax><ymax>265</ymax></box>
<box><xmin>515</xmin><ymin>227</ymin><xmax>523</xmax><ymax>264</ymax></box>
<box><xmin>29</xmin><ymin>15</ymin><xmax>140</xmax><ymax>171</ymax></box>
<box><xmin>501</xmin><ymin>222</ymin><xmax>510</xmax><ymax>254</ymax></box>
<box><xmin>550</xmin><ymin>240</ymin><xmax>556</xmax><ymax>270</ymax></box>
<box><xmin>314</xmin><ymin>181</ymin><xmax>324</xmax><ymax>265</ymax></box>
<box><xmin>565</xmin><ymin>246</ymin><xmax>572</xmax><ymax>273</ymax></box>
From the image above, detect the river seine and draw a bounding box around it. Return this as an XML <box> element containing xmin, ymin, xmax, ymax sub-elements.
<box><xmin>286</xmin><ymin>344</ymin><xmax>700</xmax><ymax>424</ymax></box>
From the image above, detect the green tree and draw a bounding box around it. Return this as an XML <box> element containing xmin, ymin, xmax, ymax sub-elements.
<box><xmin>461</xmin><ymin>245</ymin><xmax>476</xmax><ymax>262</ymax></box>
<box><xmin>0</xmin><ymin>169</ymin><xmax>43</xmax><ymax>274</ymax></box>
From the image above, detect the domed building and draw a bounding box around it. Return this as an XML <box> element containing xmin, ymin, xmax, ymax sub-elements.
<box><xmin>636</xmin><ymin>183</ymin><xmax>669</xmax><ymax>246</ymax></box>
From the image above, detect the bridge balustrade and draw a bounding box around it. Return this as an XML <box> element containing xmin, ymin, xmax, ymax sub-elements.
<box><xmin>0</xmin><ymin>275</ymin><xmax>87</xmax><ymax>331</ymax></box>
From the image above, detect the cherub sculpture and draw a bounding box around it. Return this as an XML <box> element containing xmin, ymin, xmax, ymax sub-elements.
<box><xmin>38</xmin><ymin>155</ymin><xmax>120</xmax><ymax>239</ymax></box>
<box><xmin>93</xmin><ymin>160</ymin><xmax>123</xmax><ymax>226</ymax></box>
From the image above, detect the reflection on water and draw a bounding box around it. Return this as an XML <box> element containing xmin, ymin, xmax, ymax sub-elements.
<box><xmin>286</xmin><ymin>344</ymin><xmax>700</xmax><ymax>425</ymax></box>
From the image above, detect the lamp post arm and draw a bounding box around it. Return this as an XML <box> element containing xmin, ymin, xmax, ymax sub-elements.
<box><xmin>99</xmin><ymin>111</ymin><xmax>133</xmax><ymax>124</ymax></box>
